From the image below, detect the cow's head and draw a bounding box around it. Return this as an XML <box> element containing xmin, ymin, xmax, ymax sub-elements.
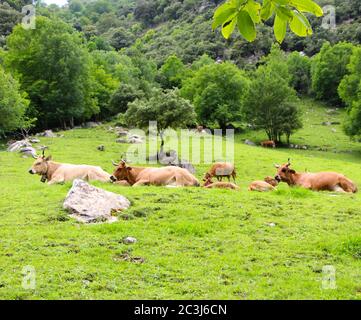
<box><xmin>264</xmin><ymin>176</ymin><xmax>279</xmax><ymax>187</ymax></box>
<box><xmin>274</xmin><ymin>159</ymin><xmax>296</xmax><ymax>184</ymax></box>
<box><xmin>110</xmin><ymin>160</ymin><xmax>131</xmax><ymax>183</ymax></box>
<box><xmin>203</xmin><ymin>176</ymin><xmax>213</xmax><ymax>187</ymax></box>
<box><xmin>203</xmin><ymin>172</ymin><xmax>212</xmax><ymax>182</ymax></box>
<box><xmin>29</xmin><ymin>155</ymin><xmax>52</xmax><ymax>176</ymax></box>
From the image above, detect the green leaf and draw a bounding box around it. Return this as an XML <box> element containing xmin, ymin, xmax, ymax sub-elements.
<box><xmin>289</xmin><ymin>11</ymin><xmax>313</xmax><ymax>37</ymax></box>
<box><xmin>260</xmin><ymin>0</ymin><xmax>274</xmax><ymax>21</ymax></box>
<box><xmin>275</xmin><ymin>6</ymin><xmax>293</xmax><ymax>21</ymax></box>
<box><xmin>245</xmin><ymin>0</ymin><xmax>261</xmax><ymax>24</ymax></box>
<box><xmin>289</xmin><ymin>0</ymin><xmax>324</xmax><ymax>17</ymax></box>
<box><xmin>212</xmin><ymin>3</ymin><xmax>237</xmax><ymax>30</ymax></box>
<box><xmin>237</xmin><ymin>10</ymin><xmax>257</xmax><ymax>42</ymax></box>
<box><xmin>222</xmin><ymin>18</ymin><xmax>237</xmax><ymax>39</ymax></box>
<box><xmin>274</xmin><ymin>14</ymin><xmax>287</xmax><ymax>43</ymax></box>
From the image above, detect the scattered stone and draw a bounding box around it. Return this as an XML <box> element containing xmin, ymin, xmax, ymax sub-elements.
<box><xmin>268</xmin><ymin>223</ymin><xmax>276</xmax><ymax>227</ymax></box>
<box><xmin>331</xmin><ymin>128</ymin><xmax>337</xmax><ymax>133</ymax></box>
<box><xmin>43</xmin><ymin>130</ymin><xmax>57</xmax><ymax>137</ymax></box>
<box><xmin>114</xmin><ymin>253</ymin><xmax>145</xmax><ymax>264</ymax></box>
<box><xmin>116</xmin><ymin>138</ymin><xmax>128</xmax><ymax>144</ymax></box>
<box><xmin>117</xmin><ymin>131</ymin><xmax>129</xmax><ymax>137</ymax></box>
<box><xmin>244</xmin><ymin>139</ymin><xmax>256</xmax><ymax>146</ymax></box>
<box><xmin>84</xmin><ymin>122</ymin><xmax>101</xmax><ymax>128</ymax></box>
<box><xmin>19</xmin><ymin>147</ymin><xmax>37</xmax><ymax>158</ymax></box>
<box><xmin>29</xmin><ymin>138</ymin><xmax>40</xmax><ymax>144</ymax></box>
<box><xmin>7</xmin><ymin>140</ymin><xmax>32</xmax><ymax>152</ymax></box>
<box><xmin>128</xmin><ymin>136</ymin><xmax>143</xmax><ymax>144</ymax></box>
<box><xmin>123</xmin><ymin>237</ymin><xmax>137</xmax><ymax>244</ymax></box>
<box><xmin>97</xmin><ymin>145</ymin><xmax>105</xmax><ymax>151</ymax></box>
<box><xmin>63</xmin><ymin>180</ymin><xmax>131</xmax><ymax>223</ymax></box>
<box><xmin>322</xmin><ymin>121</ymin><xmax>332</xmax><ymax>126</ymax></box>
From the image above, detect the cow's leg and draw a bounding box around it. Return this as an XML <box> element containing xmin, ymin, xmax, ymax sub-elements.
<box><xmin>48</xmin><ymin>176</ymin><xmax>64</xmax><ymax>185</ymax></box>
<box><xmin>132</xmin><ymin>180</ymin><xmax>150</xmax><ymax>187</ymax></box>
<box><xmin>333</xmin><ymin>185</ymin><xmax>347</xmax><ymax>193</ymax></box>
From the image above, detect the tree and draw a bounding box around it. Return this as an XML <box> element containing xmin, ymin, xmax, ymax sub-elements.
<box><xmin>338</xmin><ymin>47</ymin><xmax>361</xmax><ymax>137</ymax></box>
<box><xmin>125</xmin><ymin>89</ymin><xmax>196</xmax><ymax>144</ymax></box>
<box><xmin>287</xmin><ymin>51</ymin><xmax>311</xmax><ymax>94</ymax></box>
<box><xmin>104</xmin><ymin>27</ymin><xmax>135</xmax><ymax>51</ymax></box>
<box><xmin>244</xmin><ymin>46</ymin><xmax>301</xmax><ymax>143</ymax></box>
<box><xmin>158</xmin><ymin>54</ymin><xmax>187</xmax><ymax>89</ymax></box>
<box><xmin>181</xmin><ymin>62</ymin><xmax>249</xmax><ymax>128</ymax></box>
<box><xmin>213</xmin><ymin>0</ymin><xmax>323</xmax><ymax>43</ymax></box>
<box><xmin>0</xmin><ymin>65</ymin><xmax>30</xmax><ymax>135</ymax></box>
<box><xmin>0</xmin><ymin>2</ymin><xmax>21</xmax><ymax>38</ymax></box>
<box><xmin>311</xmin><ymin>42</ymin><xmax>355</xmax><ymax>106</ymax></box>
<box><xmin>5</xmin><ymin>16</ymin><xmax>98</xmax><ymax>129</ymax></box>
<box><xmin>109</xmin><ymin>83</ymin><xmax>142</xmax><ymax>114</ymax></box>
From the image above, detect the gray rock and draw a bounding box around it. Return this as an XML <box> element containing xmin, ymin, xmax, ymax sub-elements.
<box><xmin>128</xmin><ymin>136</ymin><xmax>143</xmax><ymax>144</ymax></box>
<box><xmin>29</xmin><ymin>138</ymin><xmax>40</xmax><ymax>144</ymax></box>
<box><xmin>19</xmin><ymin>147</ymin><xmax>37</xmax><ymax>158</ymax></box>
<box><xmin>116</xmin><ymin>138</ymin><xmax>128</xmax><ymax>144</ymax></box>
<box><xmin>123</xmin><ymin>237</ymin><xmax>137</xmax><ymax>244</ymax></box>
<box><xmin>41</xmin><ymin>130</ymin><xmax>57</xmax><ymax>138</ymax></box>
<box><xmin>97</xmin><ymin>145</ymin><xmax>105</xmax><ymax>151</ymax></box>
<box><xmin>244</xmin><ymin>139</ymin><xmax>256</xmax><ymax>146</ymax></box>
<box><xmin>117</xmin><ymin>130</ymin><xmax>129</xmax><ymax>137</ymax></box>
<box><xmin>7</xmin><ymin>140</ymin><xmax>32</xmax><ymax>152</ymax></box>
<box><xmin>322</xmin><ymin>121</ymin><xmax>332</xmax><ymax>126</ymax></box>
<box><xmin>84</xmin><ymin>122</ymin><xmax>101</xmax><ymax>128</ymax></box>
<box><xmin>63</xmin><ymin>180</ymin><xmax>131</xmax><ymax>223</ymax></box>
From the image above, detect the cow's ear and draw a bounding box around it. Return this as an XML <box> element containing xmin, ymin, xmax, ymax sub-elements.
<box><xmin>127</xmin><ymin>167</ymin><xmax>132</xmax><ymax>171</ymax></box>
<box><xmin>45</xmin><ymin>156</ymin><xmax>52</xmax><ymax>161</ymax></box>
<box><xmin>290</xmin><ymin>169</ymin><xmax>296</xmax><ymax>174</ymax></box>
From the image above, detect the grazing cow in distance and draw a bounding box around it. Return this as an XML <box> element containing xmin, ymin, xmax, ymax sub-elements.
<box><xmin>274</xmin><ymin>160</ymin><xmax>358</xmax><ymax>193</ymax></box>
<box><xmin>29</xmin><ymin>155</ymin><xmax>111</xmax><ymax>185</ymax></box>
<box><xmin>248</xmin><ymin>176</ymin><xmax>278</xmax><ymax>192</ymax></box>
<box><xmin>261</xmin><ymin>140</ymin><xmax>276</xmax><ymax>148</ymax></box>
<box><xmin>110</xmin><ymin>160</ymin><xmax>199</xmax><ymax>187</ymax></box>
<box><xmin>203</xmin><ymin>177</ymin><xmax>239</xmax><ymax>190</ymax></box>
<box><xmin>203</xmin><ymin>162</ymin><xmax>236</xmax><ymax>182</ymax></box>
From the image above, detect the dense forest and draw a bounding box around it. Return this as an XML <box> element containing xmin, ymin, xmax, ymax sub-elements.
<box><xmin>1</xmin><ymin>0</ymin><xmax>361</xmax><ymax>141</ymax></box>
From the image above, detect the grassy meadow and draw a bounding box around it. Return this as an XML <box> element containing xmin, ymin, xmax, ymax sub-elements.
<box><xmin>1</xmin><ymin>99</ymin><xmax>361</xmax><ymax>300</ymax></box>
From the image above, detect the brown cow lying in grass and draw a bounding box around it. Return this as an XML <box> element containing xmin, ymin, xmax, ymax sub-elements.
<box><xmin>203</xmin><ymin>162</ymin><xmax>236</xmax><ymax>182</ymax></box>
<box><xmin>110</xmin><ymin>160</ymin><xmax>200</xmax><ymax>187</ymax></box>
<box><xmin>249</xmin><ymin>176</ymin><xmax>279</xmax><ymax>192</ymax></box>
<box><xmin>261</xmin><ymin>140</ymin><xmax>276</xmax><ymax>148</ymax></box>
<box><xmin>275</xmin><ymin>160</ymin><xmax>358</xmax><ymax>193</ymax></box>
<box><xmin>203</xmin><ymin>177</ymin><xmax>239</xmax><ymax>190</ymax></box>
<box><xmin>29</xmin><ymin>155</ymin><xmax>111</xmax><ymax>184</ymax></box>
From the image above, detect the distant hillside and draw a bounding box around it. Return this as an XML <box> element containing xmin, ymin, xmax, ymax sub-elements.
<box><xmin>1</xmin><ymin>0</ymin><xmax>361</xmax><ymax>65</ymax></box>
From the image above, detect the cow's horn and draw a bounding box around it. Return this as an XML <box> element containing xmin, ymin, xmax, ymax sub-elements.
<box><xmin>32</xmin><ymin>154</ymin><xmax>39</xmax><ymax>159</ymax></box>
<box><xmin>112</xmin><ymin>160</ymin><xmax>118</xmax><ymax>166</ymax></box>
<box><xmin>274</xmin><ymin>164</ymin><xmax>280</xmax><ymax>168</ymax></box>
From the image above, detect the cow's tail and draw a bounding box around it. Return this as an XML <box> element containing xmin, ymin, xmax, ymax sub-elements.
<box><xmin>339</xmin><ymin>176</ymin><xmax>358</xmax><ymax>193</ymax></box>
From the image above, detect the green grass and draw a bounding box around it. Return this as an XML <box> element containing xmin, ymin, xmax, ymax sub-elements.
<box><xmin>1</xmin><ymin>99</ymin><xmax>361</xmax><ymax>300</ymax></box>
